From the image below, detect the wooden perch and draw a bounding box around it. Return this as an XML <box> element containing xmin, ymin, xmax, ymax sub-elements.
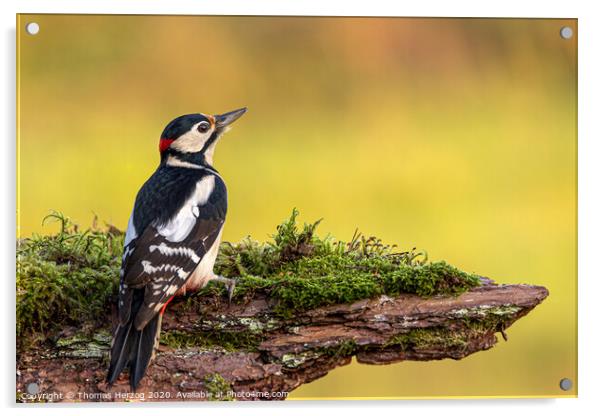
<box><xmin>16</xmin><ymin>277</ymin><xmax>547</xmax><ymax>402</ymax></box>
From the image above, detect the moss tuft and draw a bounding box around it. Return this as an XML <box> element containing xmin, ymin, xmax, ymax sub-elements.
<box><xmin>203</xmin><ymin>373</ymin><xmax>233</xmax><ymax>401</ymax></box>
<box><xmin>17</xmin><ymin>212</ymin><xmax>123</xmax><ymax>342</ymax></box>
<box><xmin>385</xmin><ymin>328</ymin><xmax>469</xmax><ymax>350</ymax></box>
<box><xmin>159</xmin><ymin>329</ymin><xmax>263</xmax><ymax>352</ymax></box>
<box><xmin>320</xmin><ymin>339</ymin><xmax>358</xmax><ymax>357</ymax></box>
<box><xmin>267</xmin><ymin>257</ymin><xmax>478</xmax><ymax>318</ymax></box>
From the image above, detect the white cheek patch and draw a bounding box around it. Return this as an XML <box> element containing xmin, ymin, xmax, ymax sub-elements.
<box><xmin>203</xmin><ymin>126</ymin><xmax>230</xmax><ymax>165</ymax></box>
<box><xmin>170</xmin><ymin>122</ymin><xmax>213</xmax><ymax>153</ymax></box>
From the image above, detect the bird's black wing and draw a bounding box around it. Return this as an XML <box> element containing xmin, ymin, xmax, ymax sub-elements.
<box><xmin>117</xmin><ymin>173</ymin><xmax>227</xmax><ymax>330</ymax></box>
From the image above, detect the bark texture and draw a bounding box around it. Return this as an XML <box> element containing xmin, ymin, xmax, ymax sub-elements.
<box><xmin>16</xmin><ymin>278</ymin><xmax>548</xmax><ymax>402</ymax></box>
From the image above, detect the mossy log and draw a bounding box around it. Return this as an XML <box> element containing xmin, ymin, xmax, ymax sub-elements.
<box><xmin>16</xmin><ymin>277</ymin><xmax>548</xmax><ymax>402</ymax></box>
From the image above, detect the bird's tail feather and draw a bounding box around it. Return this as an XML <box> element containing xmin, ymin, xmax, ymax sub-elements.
<box><xmin>129</xmin><ymin>313</ymin><xmax>160</xmax><ymax>390</ymax></box>
<box><xmin>107</xmin><ymin>291</ymin><xmax>162</xmax><ymax>390</ymax></box>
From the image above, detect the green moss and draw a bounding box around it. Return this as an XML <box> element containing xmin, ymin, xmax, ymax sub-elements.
<box><xmin>459</xmin><ymin>305</ymin><xmax>522</xmax><ymax>335</ymax></box>
<box><xmin>267</xmin><ymin>257</ymin><xmax>478</xmax><ymax>318</ymax></box>
<box><xmin>198</xmin><ymin>254</ymin><xmax>479</xmax><ymax>320</ymax></box>
<box><xmin>159</xmin><ymin>329</ymin><xmax>263</xmax><ymax>352</ymax></box>
<box><xmin>17</xmin><ymin>212</ymin><xmax>122</xmax><ymax>342</ymax></box>
<box><xmin>17</xmin><ymin>209</ymin><xmax>481</xmax><ymax>343</ymax></box>
<box><xmin>320</xmin><ymin>339</ymin><xmax>358</xmax><ymax>357</ymax></box>
<box><xmin>385</xmin><ymin>328</ymin><xmax>469</xmax><ymax>350</ymax></box>
<box><xmin>384</xmin><ymin>306</ymin><xmax>522</xmax><ymax>352</ymax></box>
<box><xmin>203</xmin><ymin>373</ymin><xmax>233</xmax><ymax>401</ymax></box>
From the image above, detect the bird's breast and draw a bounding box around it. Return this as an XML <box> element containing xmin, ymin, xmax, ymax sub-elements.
<box><xmin>180</xmin><ymin>229</ymin><xmax>223</xmax><ymax>293</ymax></box>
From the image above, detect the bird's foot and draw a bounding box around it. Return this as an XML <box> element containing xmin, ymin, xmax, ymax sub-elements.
<box><xmin>214</xmin><ymin>275</ymin><xmax>237</xmax><ymax>304</ymax></box>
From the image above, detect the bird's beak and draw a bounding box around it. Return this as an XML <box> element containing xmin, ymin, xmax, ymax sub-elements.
<box><xmin>215</xmin><ymin>107</ymin><xmax>247</xmax><ymax>129</ymax></box>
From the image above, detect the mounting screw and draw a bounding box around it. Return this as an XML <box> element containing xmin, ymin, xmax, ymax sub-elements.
<box><xmin>26</xmin><ymin>382</ymin><xmax>39</xmax><ymax>394</ymax></box>
<box><xmin>559</xmin><ymin>378</ymin><xmax>573</xmax><ymax>391</ymax></box>
<box><xmin>25</xmin><ymin>22</ymin><xmax>40</xmax><ymax>35</ymax></box>
<box><xmin>560</xmin><ymin>26</ymin><xmax>573</xmax><ymax>40</ymax></box>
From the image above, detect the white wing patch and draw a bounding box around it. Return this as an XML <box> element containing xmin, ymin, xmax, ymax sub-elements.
<box><xmin>149</xmin><ymin>242</ymin><xmax>201</xmax><ymax>263</ymax></box>
<box><xmin>156</xmin><ymin>175</ymin><xmax>216</xmax><ymax>242</ymax></box>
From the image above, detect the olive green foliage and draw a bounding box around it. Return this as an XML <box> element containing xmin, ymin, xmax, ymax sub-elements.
<box><xmin>16</xmin><ymin>209</ymin><xmax>480</xmax><ymax>341</ymax></box>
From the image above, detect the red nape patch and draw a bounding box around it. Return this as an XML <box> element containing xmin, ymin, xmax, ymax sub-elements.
<box><xmin>159</xmin><ymin>138</ymin><xmax>175</xmax><ymax>152</ymax></box>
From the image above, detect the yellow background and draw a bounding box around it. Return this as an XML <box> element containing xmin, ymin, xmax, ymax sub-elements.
<box><xmin>17</xmin><ymin>15</ymin><xmax>577</xmax><ymax>398</ymax></box>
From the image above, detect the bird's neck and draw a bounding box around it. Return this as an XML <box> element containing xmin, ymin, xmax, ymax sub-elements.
<box><xmin>161</xmin><ymin>150</ymin><xmax>213</xmax><ymax>170</ymax></box>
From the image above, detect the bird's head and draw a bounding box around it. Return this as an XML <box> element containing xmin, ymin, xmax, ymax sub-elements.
<box><xmin>158</xmin><ymin>107</ymin><xmax>247</xmax><ymax>166</ymax></box>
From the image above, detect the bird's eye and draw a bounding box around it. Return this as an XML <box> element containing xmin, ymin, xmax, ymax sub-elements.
<box><xmin>197</xmin><ymin>122</ymin><xmax>211</xmax><ymax>133</ymax></box>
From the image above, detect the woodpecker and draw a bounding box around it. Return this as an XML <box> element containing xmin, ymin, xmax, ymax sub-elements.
<box><xmin>107</xmin><ymin>108</ymin><xmax>247</xmax><ymax>390</ymax></box>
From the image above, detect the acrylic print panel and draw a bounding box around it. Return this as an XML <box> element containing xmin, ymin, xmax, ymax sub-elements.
<box><xmin>16</xmin><ymin>15</ymin><xmax>577</xmax><ymax>401</ymax></box>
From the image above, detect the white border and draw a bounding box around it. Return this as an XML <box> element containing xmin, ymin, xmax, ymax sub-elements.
<box><xmin>3</xmin><ymin>1</ymin><xmax>600</xmax><ymax>415</ymax></box>
<box><xmin>0</xmin><ymin>0</ymin><xmax>588</xmax><ymax>17</ymax></box>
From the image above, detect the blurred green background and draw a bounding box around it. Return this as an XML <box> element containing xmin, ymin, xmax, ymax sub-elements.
<box><xmin>17</xmin><ymin>15</ymin><xmax>577</xmax><ymax>398</ymax></box>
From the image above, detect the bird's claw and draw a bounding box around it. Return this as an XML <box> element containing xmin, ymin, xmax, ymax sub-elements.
<box><xmin>226</xmin><ymin>279</ymin><xmax>236</xmax><ymax>304</ymax></box>
<box><xmin>215</xmin><ymin>275</ymin><xmax>237</xmax><ymax>305</ymax></box>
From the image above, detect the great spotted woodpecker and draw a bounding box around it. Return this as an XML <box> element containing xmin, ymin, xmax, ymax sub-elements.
<box><xmin>107</xmin><ymin>108</ymin><xmax>247</xmax><ymax>389</ymax></box>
